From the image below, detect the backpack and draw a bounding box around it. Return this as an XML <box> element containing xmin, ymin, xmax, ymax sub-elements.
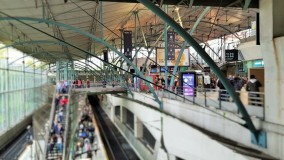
<box><xmin>247</xmin><ymin>82</ymin><xmax>258</xmax><ymax>92</ymax></box>
<box><xmin>233</xmin><ymin>78</ymin><xmax>243</xmax><ymax>90</ymax></box>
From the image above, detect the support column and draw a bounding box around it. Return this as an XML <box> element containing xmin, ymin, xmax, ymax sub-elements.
<box><xmin>56</xmin><ymin>61</ymin><xmax>60</xmax><ymax>82</ymax></box>
<box><xmin>23</xmin><ymin>53</ymin><xmax>26</xmax><ymax>116</ymax></box>
<box><xmin>6</xmin><ymin>48</ymin><xmax>10</xmax><ymax>128</ymax></box>
<box><xmin>134</xmin><ymin>116</ymin><xmax>143</xmax><ymax>138</ymax></box>
<box><xmin>260</xmin><ymin>0</ymin><xmax>284</xmax><ymax>125</ymax></box>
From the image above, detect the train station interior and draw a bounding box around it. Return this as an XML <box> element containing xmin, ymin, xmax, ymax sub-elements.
<box><xmin>0</xmin><ymin>0</ymin><xmax>284</xmax><ymax>159</ymax></box>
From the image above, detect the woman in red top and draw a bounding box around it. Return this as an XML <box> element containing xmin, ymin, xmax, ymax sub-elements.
<box><xmin>60</xmin><ymin>96</ymin><xmax>68</xmax><ymax>107</ymax></box>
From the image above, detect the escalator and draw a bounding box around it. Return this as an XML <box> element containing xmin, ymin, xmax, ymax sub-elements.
<box><xmin>88</xmin><ymin>95</ymin><xmax>140</xmax><ymax>160</ymax></box>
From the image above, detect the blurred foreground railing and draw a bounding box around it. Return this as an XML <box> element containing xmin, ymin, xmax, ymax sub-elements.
<box><xmin>128</xmin><ymin>84</ymin><xmax>265</xmax><ymax>119</ymax></box>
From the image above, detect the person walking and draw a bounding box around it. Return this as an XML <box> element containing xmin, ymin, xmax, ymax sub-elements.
<box><xmin>246</xmin><ymin>75</ymin><xmax>262</xmax><ymax>106</ymax></box>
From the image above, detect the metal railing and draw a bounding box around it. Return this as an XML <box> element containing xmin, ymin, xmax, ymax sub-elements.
<box><xmin>43</xmin><ymin>88</ymin><xmax>57</xmax><ymax>159</ymax></box>
<box><xmin>127</xmin><ymin>83</ymin><xmax>265</xmax><ymax>119</ymax></box>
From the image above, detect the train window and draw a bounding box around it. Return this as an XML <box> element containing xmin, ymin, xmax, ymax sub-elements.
<box><xmin>142</xmin><ymin>124</ymin><xmax>156</xmax><ymax>150</ymax></box>
<box><xmin>126</xmin><ymin>109</ymin><xmax>134</xmax><ymax>130</ymax></box>
<box><xmin>114</xmin><ymin>106</ymin><xmax>120</xmax><ymax>118</ymax></box>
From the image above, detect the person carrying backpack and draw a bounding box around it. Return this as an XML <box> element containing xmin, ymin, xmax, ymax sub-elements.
<box><xmin>246</xmin><ymin>75</ymin><xmax>262</xmax><ymax>106</ymax></box>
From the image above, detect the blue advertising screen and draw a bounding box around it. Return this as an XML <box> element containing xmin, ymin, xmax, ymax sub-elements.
<box><xmin>150</xmin><ymin>68</ymin><xmax>157</xmax><ymax>73</ymax></box>
<box><xmin>182</xmin><ymin>73</ymin><xmax>195</xmax><ymax>96</ymax></box>
<box><xmin>160</xmin><ymin>67</ymin><xmax>166</xmax><ymax>72</ymax></box>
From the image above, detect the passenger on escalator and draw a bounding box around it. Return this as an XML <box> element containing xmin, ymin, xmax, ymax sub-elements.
<box><xmin>88</xmin><ymin>131</ymin><xmax>95</xmax><ymax>144</ymax></box>
<box><xmin>60</xmin><ymin>96</ymin><xmax>68</xmax><ymax>107</ymax></box>
<box><xmin>55</xmin><ymin>94</ymin><xmax>61</xmax><ymax>110</ymax></box>
<box><xmin>55</xmin><ymin>123</ymin><xmax>64</xmax><ymax>135</ymax></box>
<box><xmin>79</xmin><ymin>129</ymin><xmax>88</xmax><ymax>139</ymax></box>
<box><xmin>58</xmin><ymin>109</ymin><xmax>64</xmax><ymax>122</ymax></box>
<box><xmin>57</xmin><ymin>134</ymin><xmax>63</xmax><ymax>153</ymax></box>
<box><xmin>56</xmin><ymin>81</ymin><xmax>62</xmax><ymax>93</ymax></box>
<box><xmin>76</xmin><ymin>138</ymin><xmax>84</xmax><ymax>152</ymax></box>
<box><xmin>52</xmin><ymin>120</ymin><xmax>59</xmax><ymax>134</ymax></box>
<box><xmin>79</xmin><ymin>122</ymin><xmax>84</xmax><ymax>130</ymax></box>
<box><xmin>48</xmin><ymin>138</ymin><xmax>55</xmax><ymax>153</ymax></box>
<box><xmin>86</xmin><ymin>122</ymin><xmax>95</xmax><ymax>132</ymax></box>
<box><xmin>84</xmin><ymin>139</ymin><xmax>91</xmax><ymax>152</ymax></box>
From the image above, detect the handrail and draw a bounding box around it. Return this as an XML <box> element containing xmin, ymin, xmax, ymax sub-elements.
<box><xmin>126</xmin><ymin>83</ymin><xmax>265</xmax><ymax>119</ymax></box>
<box><xmin>62</xmin><ymin>85</ymin><xmax>72</xmax><ymax>160</ymax></box>
<box><xmin>43</xmin><ymin>86</ymin><xmax>57</xmax><ymax>159</ymax></box>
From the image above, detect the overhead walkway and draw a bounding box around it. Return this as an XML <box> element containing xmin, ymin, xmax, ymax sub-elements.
<box><xmin>73</xmin><ymin>83</ymin><xmax>128</xmax><ymax>95</ymax></box>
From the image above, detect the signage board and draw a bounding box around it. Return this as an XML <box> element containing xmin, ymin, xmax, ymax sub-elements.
<box><xmin>253</xmin><ymin>59</ymin><xmax>264</xmax><ymax>67</ymax></box>
<box><xmin>225</xmin><ymin>49</ymin><xmax>239</xmax><ymax>61</ymax></box>
<box><xmin>123</xmin><ymin>31</ymin><xmax>133</xmax><ymax>60</ymax></box>
<box><xmin>156</xmin><ymin>48</ymin><xmax>189</xmax><ymax>66</ymax></box>
<box><xmin>167</xmin><ymin>31</ymin><xmax>175</xmax><ymax>60</ymax></box>
<box><xmin>204</xmin><ymin>67</ymin><xmax>210</xmax><ymax>72</ymax></box>
<box><xmin>103</xmin><ymin>50</ymin><xmax>108</xmax><ymax>62</ymax></box>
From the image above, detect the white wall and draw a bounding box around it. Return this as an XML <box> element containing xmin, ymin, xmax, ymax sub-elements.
<box><xmin>163</xmin><ymin>97</ymin><xmax>284</xmax><ymax>160</ymax></box>
<box><xmin>162</xmin><ymin>114</ymin><xmax>249</xmax><ymax>160</ymax></box>
<box><xmin>238</xmin><ymin>41</ymin><xmax>262</xmax><ymax>61</ymax></box>
<box><xmin>100</xmin><ymin>94</ymin><xmax>268</xmax><ymax>160</ymax></box>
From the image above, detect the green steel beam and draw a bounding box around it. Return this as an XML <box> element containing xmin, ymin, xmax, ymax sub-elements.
<box><xmin>189</xmin><ymin>0</ymin><xmax>194</xmax><ymax>7</ymax></box>
<box><xmin>244</xmin><ymin>0</ymin><xmax>252</xmax><ymax>10</ymax></box>
<box><xmin>99</xmin><ymin>1</ymin><xmax>103</xmax><ymax>39</ymax></box>
<box><xmin>137</xmin><ymin>0</ymin><xmax>259</xmax><ymax>140</ymax></box>
<box><xmin>170</xmin><ymin>7</ymin><xmax>210</xmax><ymax>87</ymax></box>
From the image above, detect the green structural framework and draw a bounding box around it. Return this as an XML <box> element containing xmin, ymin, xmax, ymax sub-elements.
<box><xmin>136</xmin><ymin>0</ymin><xmax>266</xmax><ymax>147</ymax></box>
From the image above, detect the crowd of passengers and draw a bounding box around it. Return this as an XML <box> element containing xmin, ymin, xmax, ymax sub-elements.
<box><xmin>151</xmin><ymin>73</ymin><xmax>262</xmax><ymax>105</ymax></box>
<box><xmin>56</xmin><ymin>79</ymin><xmax>91</xmax><ymax>93</ymax></box>
<box><xmin>73</xmin><ymin>79</ymin><xmax>91</xmax><ymax>88</ymax></box>
<box><xmin>56</xmin><ymin>80</ymin><xmax>69</xmax><ymax>94</ymax></box>
<box><xmin>47</xmin><ymin>92</ymin><xmax>69</xmax><ymax>159</ymax></box>
<box><xmin>74</xmin><ymin>105</ymin><xmax>96</xmax><ymax>159</ymax></box>
<box><xmin>215</xmin><ymin>74</ymin><xmax>262</xmax><ymax>105</ymax></box>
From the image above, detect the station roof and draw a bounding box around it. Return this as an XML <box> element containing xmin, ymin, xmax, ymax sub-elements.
<box><xmin>0</xmin><ymin>0</ymin><xmax>258</xmax><ymax>63</ymax></box>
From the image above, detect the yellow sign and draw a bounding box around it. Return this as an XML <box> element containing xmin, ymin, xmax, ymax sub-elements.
<box><xmin>156</xmin><ymin>48</ymin><xmax>189</xmax><ymax>66</ymax></box>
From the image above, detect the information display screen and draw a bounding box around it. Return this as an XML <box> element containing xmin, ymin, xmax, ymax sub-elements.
<box><xmin>182</xmin><ymin>73</ymin><xmax>195</xmax><ymax>96</ymax></box>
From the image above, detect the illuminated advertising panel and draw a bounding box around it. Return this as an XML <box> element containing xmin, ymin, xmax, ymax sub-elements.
<box><xmin>182</xmin><ymin>73</ymin><xmax>195</xmax><ymax>96</ymax></box>
<box><xmin>156</xmin><ymin>48</ymin><xmax>189</xmax><ymax>66</ymax></box>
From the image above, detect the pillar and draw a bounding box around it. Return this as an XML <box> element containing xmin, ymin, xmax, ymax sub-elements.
<box><xmin>260</xmin><ymin>0</ymin><xmax>284</xmax><ymax>125</ymax></box>
<box><xmin>134</xmin><ymin>116</ymin><xmax>143</xmax><ymax>138</ymax></box>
